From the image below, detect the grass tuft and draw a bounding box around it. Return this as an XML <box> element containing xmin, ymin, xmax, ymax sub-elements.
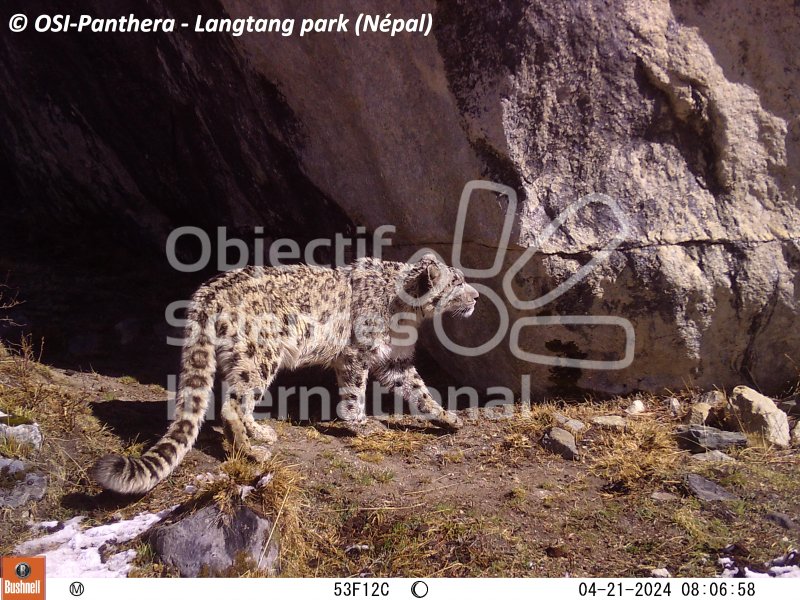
<box><xmin>590</xmin><ymin>418</ymin><xmax>684</xmax><ymax>488</ymax></box>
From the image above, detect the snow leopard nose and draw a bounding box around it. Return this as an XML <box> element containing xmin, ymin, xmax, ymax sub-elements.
<box><xmin>465</xmin><ymin>284</ymin><xmax>479</xmax><ymax>301</ymax></box>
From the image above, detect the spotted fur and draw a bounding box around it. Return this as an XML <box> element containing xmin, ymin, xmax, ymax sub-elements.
<box><xmin>91</xmin><ymin>254</ymin><xmax>479</xmax><ymax>494</ymax></box>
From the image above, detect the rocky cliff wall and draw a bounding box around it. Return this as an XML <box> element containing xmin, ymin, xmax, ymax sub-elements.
<box><xmin>0</xmin><ymin>0</ymin><xmax>797</xmax><ymax>396</ymax></box>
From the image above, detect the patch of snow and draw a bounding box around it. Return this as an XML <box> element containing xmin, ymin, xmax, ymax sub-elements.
<box><xmin>15</xmin><ymin>506</ymin><xmax>175</xmax><ymax>578</ymax></box>
<box><xmin>719</xmin><ymin>551</ymin><xmax>800</xmax><ymax>578</ymax></box>
<box><xmin>767</xmin><ymin>566</ymin><xmax>800</xmax><ymax>578</ymax></box>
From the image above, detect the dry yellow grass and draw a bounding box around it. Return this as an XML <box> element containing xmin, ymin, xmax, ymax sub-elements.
<box><xmin>496</xmin><ymin>395</ymin><xmax>688</xmax><ymax>489</ymax></box>
<box><xmin>590</xmin><ymin>418</ymin><xmax>685</xmax><ymax>488</ymax></box>
<box><xmin>503</xmin><ymin>432</ymin><xmax>533</xmax><ymax>450</ymax></box>
<box><xmin>506</xmin><ymin>402</ymin><xmax>558</xmax><ymax>437</ymax></box>
<box><xmin>0</xmin><ymin>338</ymin><xmax>129</xmax><ymax>553</ymax></box>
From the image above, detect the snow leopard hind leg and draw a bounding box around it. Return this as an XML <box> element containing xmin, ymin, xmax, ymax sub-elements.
<box><xmin>218</xmin><ymin>345</ymin><xmax>277</xmax><ymax>462</ymax></box>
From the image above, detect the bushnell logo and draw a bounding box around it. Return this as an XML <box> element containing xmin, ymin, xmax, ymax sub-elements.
<box><xmin>13</xmin><ymin>562</ymin><xmax>31</xmax><ymax>579</ymax></box>
<box><xmin>1</xmin><ymin>556</ymin><xmax>45</xmax><ymax>600</ymax></box>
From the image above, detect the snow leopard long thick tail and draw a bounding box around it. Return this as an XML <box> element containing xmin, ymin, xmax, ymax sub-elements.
<box><xmin>91</xmin><ymin>306</ymin><xmax>216</xmax><ymax>494</ymax></box>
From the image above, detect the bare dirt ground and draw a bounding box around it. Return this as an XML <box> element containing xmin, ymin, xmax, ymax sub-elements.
<box><xmin>1</xmin><ymin>343</ymin><xmax>799</xmax><ymax>578</ymax></box>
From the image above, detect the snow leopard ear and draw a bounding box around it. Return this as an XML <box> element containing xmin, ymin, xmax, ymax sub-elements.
<box><xmin>418</xmin><ymin>253</ymin><xmax>442</xmax><ymax>281</ymax></box>
<box><xmin>426</xmin><ymin>262</ymin><xmax>442</xmax><ymax>287</ymax></box>
<box><xmin>408</xmin><ymin>252</ymin><xmax>442</xmax><ymax>299</ymax></box>
<box><xmin>415</xmin><ymin>260</ymin><xmax>441</xmax><ymax>298</ymax></box>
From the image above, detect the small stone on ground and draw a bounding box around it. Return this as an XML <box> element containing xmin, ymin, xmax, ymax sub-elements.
<box><xmin>690</xmin><ymin>450</ymin><xmax>735</xmax><ymax>462</ymax></box>
<box><xmin>675</xmin><ymin>425</ymin><xmax>747</xmax><ymax>453</ymax></box>
<box><xmin>625</xmin><ymin>399</ymin><xmax>645</xmax><ymax>415</ymax></box>
<box><xmin>726</xmin><ymin>386</ymin><xmax>790</xmax><ymax>448</ymax></box>
<box><xmin>686</xmin><ymin>473</ymin><xmax>737</xmax><ymax>502</ymax></box>
<box><xmin>667</xmin><ymin>397</ymin><xmax>681</xmax><ymax>417</ymax></box>
<box><xmin>684</xmin><ymin>403</ymin><xmax>712</xmax><ymax>426</ymax></box>
<box><xmin>591</xmin><ymin>415</ymin><xmax>627</xmax><ymax>431</ymax></box>
<box><xmin>0</xmin><ymin>422</ymin><xmax>43</xmax><ymax>450</ymax></box>
<box><xmin>697</xmin><ymin>390</ymin><xmax>725</xmax><ymax>405</ymax></box>
<box><xmin>0</xmin><ymin>458</ymin><xmax>47</xmax><ymax>508</ymax></box>
<box><xmin>554</xmin><ymin>413</ymin><xmax>586</xmax><ymax>434</ymax></box>
<box><xmin>650</xmin><ymin>491</ymin><xmax>679</xmax><ymax>502</ymax></box>
<box><xmin>540</xmin><ymin>427</ymin><xmax>579</xmax><ymax>461</ymax></box>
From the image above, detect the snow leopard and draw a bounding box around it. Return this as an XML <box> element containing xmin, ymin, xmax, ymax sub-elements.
<box><xmin>92</xmin><ymin>253</ymin><xmax>479</xmax><ymax>494</ymax></box>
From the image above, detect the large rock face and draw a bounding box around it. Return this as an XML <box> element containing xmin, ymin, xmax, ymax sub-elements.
<box><xmin>0</xmin><ymin>0</ymin><xmax>797</xmax><ymax>397</ymax></box>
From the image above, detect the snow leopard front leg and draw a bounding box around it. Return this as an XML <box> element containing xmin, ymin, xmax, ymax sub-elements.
<box><xmin>334</xmin><ymin>350</ymin><xmax>387</xmax><ymax>435</ymax></box>
<box><xmin>375</xmin><ymin>358</ymin><xmax>462</xmax><ymax>430</ymax></box>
